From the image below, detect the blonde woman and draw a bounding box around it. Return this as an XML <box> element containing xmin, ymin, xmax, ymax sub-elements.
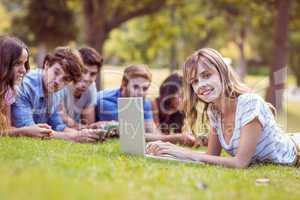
<box><xmin>147</xmin><ymin>48</ymin><xmax>300</xmax><ymax>168</ymax></box>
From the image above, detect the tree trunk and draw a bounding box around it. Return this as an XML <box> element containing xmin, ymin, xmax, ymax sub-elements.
<box><xmin>82</xmin><ymin>0</ymin><xmax>167</xmax><ymax>90</ymax></box>
<box><xmin>36</xmin><ymin>44</ymin><xmax>47</xmax><ymax>68</ymax></box>
<box><xmin>83</xmin><ymin>0</ymin><xmax>109</xmax><ymax>90</ymax></box>
<box><xmin>85</xmin><ymin>26</ymin><xmax>108</xmax><ymax>53</ymax></box>
<box><xmin>85</xmin><ymin>29</ymin><xmax>108</xmax><ymax>91</ymax></box>
<box><xmin>236</xmin><ymin>29</ymin><xmax>247</xmax><ymax>81</ymax></box>
<box><xmin>266</xmin><ymin>0</ymin><xmax>290</xmax><ymax>112</ymax></box>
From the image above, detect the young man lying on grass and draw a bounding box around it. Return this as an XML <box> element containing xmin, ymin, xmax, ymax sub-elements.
<box><xmin>92</xmin><ymin>64</ymin><xmax>205</xmax><ymax>147</ymax></box>
<box><xmin>12</xmin><ymin>47</ymin><xmax>103</xmax><ymax>143</ymax></box>
<box><xmin>60</xmin><ymin>47</ymin><xmax>103</xmax><ymax>129</ymax></box>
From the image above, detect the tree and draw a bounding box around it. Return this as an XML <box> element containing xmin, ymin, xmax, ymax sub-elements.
<box><xmin>211</xmin><ymin>0</ymin><xmax>275</xmax><ymax>81</ymax></box>
<box><xmin>104</xmin><ymin>0</ymin><xmax>227</xmax><ymax>71</ymax></box>
<box><xmin>266</xmin><ymin>0</ymin><xmax>291</xmax><ymax>112</ymax></box>
<box><xmin>0</xmin><ymin>3</ymin><xmax>12</xmax><ymax>34</ymax></box>
<box><xmin>289</xmin><ymin>1</ymin><xmax>300</xmax><ymax>87</ymax></box>
<box><xmin>82</xmin><ymin>0</ymin><xmax>167</xmax><ymax>52</ymax></box>
<box><xmin>25</xmin><ymin>0</ymin><xmax>77</xmax><ymax>48</ymax></box>
<box><xmin>82</xmin><ymin>0</ymin><xmax>168</xmax><ymax>89</ymax></box>
<box><xmin>8</xmin><ymin>0</ymin><xmax>78</xmax><ymax>67</ymax></box>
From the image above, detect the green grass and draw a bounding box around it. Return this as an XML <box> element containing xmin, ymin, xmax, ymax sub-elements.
<box><xmin>1</xmin><ymin>69</ymin><xmax>299</xmax><ymax>199</ymax></box>
<box><xmin>0</xmin><ymin>138</ymin><xmax>299</xmax><ymax>200</ymax></box>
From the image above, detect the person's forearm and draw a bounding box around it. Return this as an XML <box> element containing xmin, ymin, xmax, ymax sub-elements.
<box><xmin>50</xmin><ymin>132</ymin><xmax>71</xmax><ymax>140</ymax></box>
<box><xmin>50</xmin><ymin>127</ymin><xmax>77</xmax><ymax>140</ymax></box>
<box><xmin>145</xmin><ymin>133</ymin><xmax>182</xmax><ymax>144</ymax></box>
<box><xmin>0</xmin><ymin>127</ymin><xmax>17</xmax><ymax>137</ymax></box>
<box><xmin>186</xmin><ymin>151</ymin><xmax>249</xmax><ymax>168</ymax></box>
<box><xmin>1</xmin><ymin>126</ymin><xmax>28</xmax><ymax>137</ymax></box>
<box><xmin>62</xmin><ymin>114</ymin><xmax>80</xmax><ymax>129</ymax></box>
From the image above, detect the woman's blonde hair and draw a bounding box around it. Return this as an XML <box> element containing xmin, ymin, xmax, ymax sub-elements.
<box><xmin>182</xmin><ymin>48</ymin><xmax>250</xmax><ymax>133</ymax></box>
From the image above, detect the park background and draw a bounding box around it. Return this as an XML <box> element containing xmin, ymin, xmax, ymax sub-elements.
<box><xmin>0</xmin><ymin>0</ymin><xmax>300</xmax><ymax>200</ymax></box>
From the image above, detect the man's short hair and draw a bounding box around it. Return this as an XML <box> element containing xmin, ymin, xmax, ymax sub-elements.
<box><xmin>121</xmin><ymin>64</ymin><xmax>152</xmax><ymax>88</ymax></box>
<box><xmin>43</xmin><ymin>46</ymin><xmax>83</xmax><ymax>82</ymax></box>
<box><xmin>79</xmin><ymin>47</ymin><xmax>103</xmax><ymax>71</ymax></box>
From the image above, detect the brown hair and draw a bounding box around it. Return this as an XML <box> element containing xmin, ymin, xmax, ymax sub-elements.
<box><xmin>43</xmin><ymin>46</ymin><xmax>83</xmax><ymax>82</ymax></box>
<box><xmin>79</xmin><ymin>47</ymin><xmax>103</xmax><ymax>71</ymax></box>
<box><xmin>0</xmin><ymin>36</ymin><xmax>30</xmax><ymax>132</ymax></box>
<box><xmin>156</xmin><ymin>73</ymin><xmax>184</xmax><ymax>133</ymax></box>
<box><xmin>159</xmin><ymin>73</ymin><xmax>182</xmax><ymax>109</ymax></box>
<box><xmin>120</xmin><ymin>64</ymin><xmax>152</xmax><ymax>90</ymax></box>
<box><xmin>183</xmin><ymin>48</ymin><xmax>250</xmax><ymax>133</ymax></box>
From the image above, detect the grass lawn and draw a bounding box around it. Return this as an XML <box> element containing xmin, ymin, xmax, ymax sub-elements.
<box><xmin>1</xmin><ymin>68</ymin><xmax>299</xmax><ymax>200</ymax></box>
<box><xmin>0</xmin><ymin>138</ymin><xmax>300</xmax><ymax>200</ymax></box>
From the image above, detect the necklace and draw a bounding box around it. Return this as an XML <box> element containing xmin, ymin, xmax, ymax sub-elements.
<box><xmin>220</xmin><ymin>108</ymin><xmax>236</xmax><ymax>145</ymax></box>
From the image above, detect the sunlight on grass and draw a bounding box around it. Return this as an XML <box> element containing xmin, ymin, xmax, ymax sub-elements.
<box><xmin>0</xmin><ymin>138</ymin><xmax>299</xmax><ymax>200</ymax></box>
<box><xmin>1</xmin><ymin>68</ymin><xmax>299</xmax><ymax>200</ymax></box>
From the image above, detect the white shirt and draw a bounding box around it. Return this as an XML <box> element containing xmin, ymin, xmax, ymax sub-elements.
<box><xmin>208</xmin><ymin>93</ymin><xmax>297</xmax><ymax>165</ymax></box>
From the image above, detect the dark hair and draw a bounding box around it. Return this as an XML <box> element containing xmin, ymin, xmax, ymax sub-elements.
<box><xmin>79</xmin><ymin>47</ymin><xmax>103</xmax><ymax>71</ymax></box>
<box><xmin>43</xmin><ymin>46</ymin><xmax>83</xmax><ymax>82</ymax></box>
<box><xmin>159</xmin><ymin>73</ymin><xmax>182</xmax><ymax>109</ymax></box>
<box><xmin>0</xmin><ymin>36</ymin><xmax>29</xmax><ymax>131</ymax></box>
<box><xmin>156</xmin><ymin>73</ymin><xmax>184</xmax><ymax>133</ymax></box>
<box><xmin>0</xmin><ymin>36</ymin><xmax>29</xmax><ymax>93</ymax></box>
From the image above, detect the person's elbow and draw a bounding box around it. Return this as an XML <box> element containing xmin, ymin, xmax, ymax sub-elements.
<box><xmin>234</xmin><ymin>158</ymin><xmax>251</xmax><ymax>169</ymax></box>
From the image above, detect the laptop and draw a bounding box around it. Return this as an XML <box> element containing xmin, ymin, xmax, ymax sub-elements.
<box><xmin>118</xmin><ymin>97</ymin><xmax>202</xmax><ymax>164</ymax></box>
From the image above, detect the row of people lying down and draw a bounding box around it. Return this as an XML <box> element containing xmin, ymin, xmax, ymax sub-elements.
<box><xmin>1</xmin><ymin>36</ymin><xmax>204</xmax><ymax>146</ymax></box>
<box><xmin>1</xmin><ymin>36</ymin><xmax>299</xmax><ymax>168</ymax></box>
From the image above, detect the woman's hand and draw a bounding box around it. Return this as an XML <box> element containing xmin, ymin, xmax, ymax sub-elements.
<box><xmin>179</xmin><ymin>134</ymin><xmax>208</xmax><ymax>147</ymax></box>
<box><xmin>146</xmin><ymin>141</ymin><xmax>193</xmax><ymax>160</ymax></box>
<box><xmin>21</xmin><ymin>124</ymin><xmax>53</xmax><ymax>138</ymax></box>
<box><xmin>194</xmin><ymin>135</ymin><xmax>209</xmax><ymax>147</ymax></box>
<box><xmin>180</xmin><ymin>134</ymin><xmax>198</xmax><ymax>147</ymax></box>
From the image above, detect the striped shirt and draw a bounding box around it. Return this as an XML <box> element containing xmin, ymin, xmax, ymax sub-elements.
<box><xmin>207</xmin><ymin>93</ymin><xmax>297</xmax><ymax>165</ymax></box>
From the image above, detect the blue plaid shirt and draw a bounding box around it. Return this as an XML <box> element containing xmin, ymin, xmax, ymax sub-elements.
<box><xmin>11</xmin><ymin>69</ymin><xmax>67</xmax><ymax>131</ymax></box>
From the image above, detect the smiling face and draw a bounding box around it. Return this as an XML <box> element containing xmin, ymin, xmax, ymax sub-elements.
<box><xmin>169</xmin><ymin>89</ymin><xmax>182</xmax><ymax>110</ymax></box>
<box><xmin>125</xmin><ymin>77</ymin><xmax>151</xmax><ymax>98</ymax></box>
<box><xmin>43</xmin><ymin>62</ymin><xmax>72</xmax><ymax>93</ymax></box>
<box><xmin>73</xmin><ymin>65</ymin><xmax>98</xmax><ymax>95</ymax></box>
<box><xmin>190</xmin><ymin>63</ymin><xmax>223</xmax><ymax>103</ymax></box>
<box><xmin>13</xmin><ymin>48</ymin><xmax>28</xmax><ymax>85</ymax></box>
